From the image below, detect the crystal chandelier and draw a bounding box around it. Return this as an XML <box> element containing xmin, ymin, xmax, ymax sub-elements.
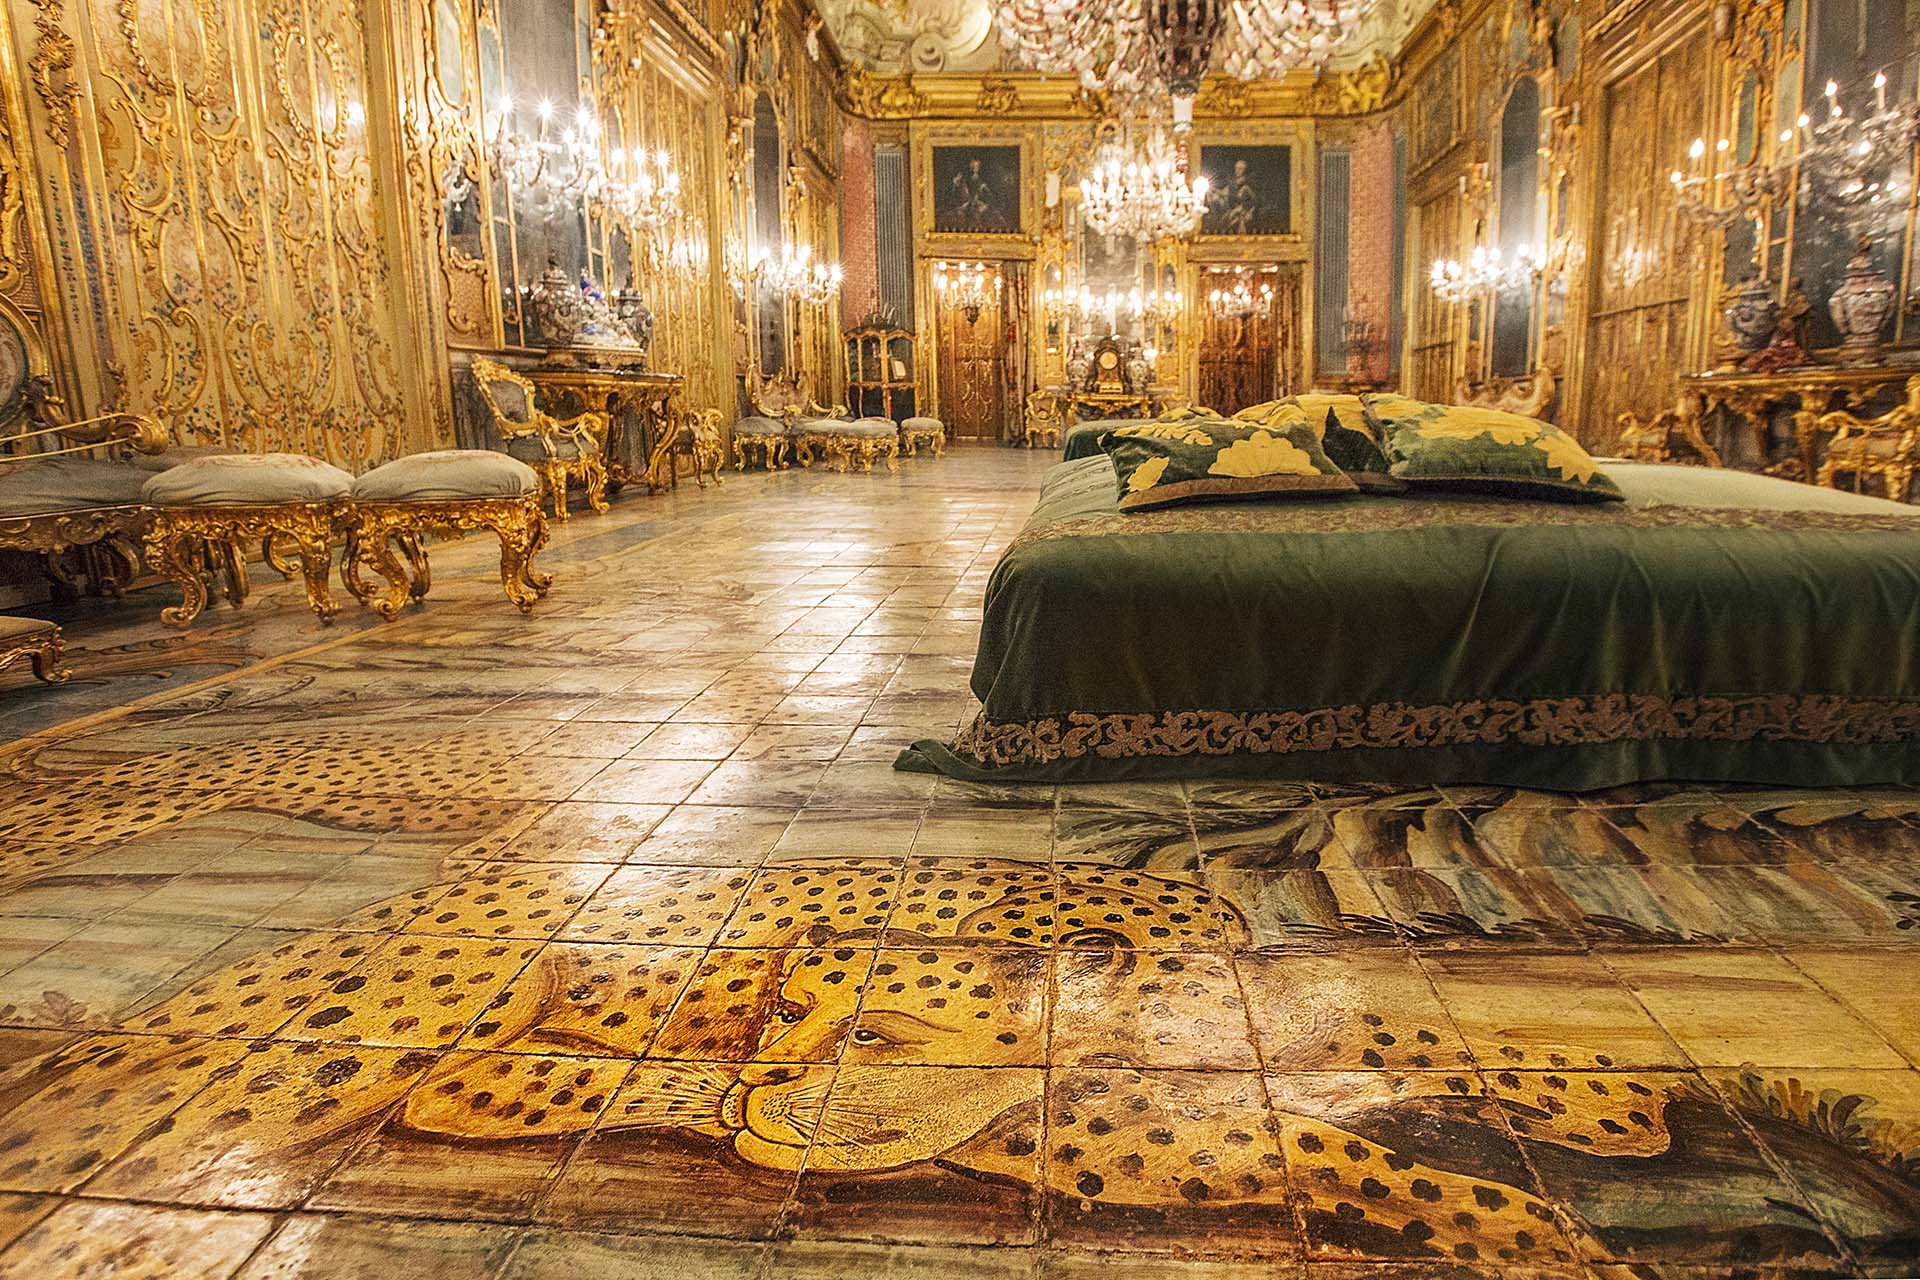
<box><xmin>996</xmin><ymin>0</ymin><xmax>1379</xmax><ymax>120</ymax></box>
<box><xmin>934</xmin><ymin>261</ymin><xmax>1003</xmax><ymax>322</ymax></box>
<box><xmin>1082</xmin><ymin>123</ymin><xmax>1210</xmax><ymax>241</ymax></box>
<box><xmin>752</xmin><ymin>243</ymin><xmax>844</xmax><ymax>306</ymax></box>
<box><xmin>484</xmin><ymin>98</ymin><xmax>605</xmax><ymax>220</ymax></box>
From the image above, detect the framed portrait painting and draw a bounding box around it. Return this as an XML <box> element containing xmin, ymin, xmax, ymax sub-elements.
<box><xmin>932</xmin><ymin>144</ymin><xmax>1023</xmax><ymax>236</ymax></box>
<box><xmin>1196</xmin><ymin>144</ymin><xmax>1294</xmax><ymax>237</ymax></box>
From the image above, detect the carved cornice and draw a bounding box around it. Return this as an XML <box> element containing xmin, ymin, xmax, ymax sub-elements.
<box><xmin>839</xmin><ymin>65</ymin><xmax>1413</xmax><ymax>121</ymax></box>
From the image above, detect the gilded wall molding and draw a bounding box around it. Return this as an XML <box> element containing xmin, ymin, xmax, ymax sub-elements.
<box><xmin>26</xmin><ymin>0</ymin><xmax>77</xmax><ymax>148</ymax></box>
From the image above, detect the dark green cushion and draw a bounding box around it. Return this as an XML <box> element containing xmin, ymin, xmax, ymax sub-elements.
<box><xmin>1362</xmin><ymin>393</ymin><xmax>1624</xmax><ymax>503</ymax></box>
<box><xmin>1237</xmin><ymin>395</ymin><xmax>1403</xmax><ymax>494</ymax></box>
<box><xmin>1100</xmin><ymin>407</ymin><xmax>1358</xmax><ymax>513</ymax></box>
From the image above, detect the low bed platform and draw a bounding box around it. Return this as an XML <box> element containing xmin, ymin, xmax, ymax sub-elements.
<box><xmin>898</xmin><ymin>455</ymin><xmax>1920</xmax><ymax>789</ymax></box>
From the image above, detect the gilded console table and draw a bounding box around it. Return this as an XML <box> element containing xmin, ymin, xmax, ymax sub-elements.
<box><xmin>519</xmin><ymin>363</ymin><xmax>684</xmax><ymax>494</ymax></box>
<box><xmin>1681</xmin><ymin>363</ymin><xmax>1920</xmax><ymax>480</ymax></box>
<box><xmin>1050</xmin><ymin>386</ymin><xmax>1179</xmax><ymax>423</ymax></box>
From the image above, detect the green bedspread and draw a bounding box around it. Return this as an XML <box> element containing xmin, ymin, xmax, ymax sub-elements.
<box><xmin>898</xmin><ymin>456</ymin><xmax>1920</xmax><ymax>788</ymax></box>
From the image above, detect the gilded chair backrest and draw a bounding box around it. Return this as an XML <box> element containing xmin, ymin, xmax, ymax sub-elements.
<box><xmin>1456</xmin><ymin>366</ymin><xmax>1556</xmax><ymax>420</ymax></box>
<box><xmin>471</xmin><ymin>358</ymin><xmax>543</xmax><ymax>437</ymax></box>
<box><xmin>748</xmin><ymin>368</ymin><xmax>811</xmax><ymax>421</ymax></box>
<box><xmin>1024</xmin><ymin>390</ymin><xmax>1061</xmax><ymax>423</ymax></box>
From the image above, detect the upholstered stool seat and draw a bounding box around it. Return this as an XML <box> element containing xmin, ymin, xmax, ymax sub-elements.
<box><xmin>343</xmin><ymin>450</ymin><xmax>549</xmax><ymax>619</ymax></box>
<box><xmin>793</xmin><ymin>416</ymin><xmax>901</xmax><ymax>473</ymax></box>
<box><xmin>0</xmin><ymin>457</ymin><xmax>149</xmax><ymax>517</ymax></box>
<box><xmin>141</xmin><ymin>452</ymin><xmax>353</xmax><ymax>506</ymax></box>
<box><xmin>0</xmin><ymin>615</ymin><xmax>70</xmax><ymax>684</ymax></box>
<box><xmin>900</xmin><ymin>416</ymin><xmax>946</xmax><ymax>459</ymax></box>
<box><xmin>140</xmin><ymin>452</ymin><xmax>351</xmax><ymax>629</ymax></box>
<box><xmin>353</xmin><ymin>450</ymin><xmax>539</xmax><ymax>502</ymax></box>
<box><xmin>732</xmin><ymin>415</ymin><xmax>795</xmax><ymax>471</ymax></box>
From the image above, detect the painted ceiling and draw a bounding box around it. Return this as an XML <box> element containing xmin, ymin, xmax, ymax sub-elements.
<box><xmin>817</xmin><ymin>0</ymin><xmax>1440</xmax><ymax>75</ymax></box>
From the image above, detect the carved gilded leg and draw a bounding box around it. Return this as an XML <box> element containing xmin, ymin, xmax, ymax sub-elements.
<box><xmin>882</xmin><ymin>441</ymin><xmax>899</xmax><ymax>472</ymax></box>
<box><xmin>217</xmin><ymin>540</ymin><xmax>250</xmax><ymax>609</ymax></box>
<box><xmin>933</xmin><ymin>429</ymin><xmax>947</xmax><ymax>457</ymax></box>
<box><xmin>492</xmin><ymin>523</ymin><xmax>538</xmax><ymax>614</ymax></box>
<box><xmin>397</xmin><ymin>531</ymin><xmax>431</xmax><ymax>600</ymax></box>
<box><xmin>340</xmin><ymin>524</ymin><xmax>377</xmax><ymax>605</ymax></box>
<box><xmin>262</xmin><ymin>535</ymin><xmax>299</xmax><ymax>580</ymax></box>
<box><xmin>356</xmin><ymin>522</ymin><xmax>412</xmax><ymax>621</ymax></box>
<box><xmin>146</xmin><ymin>528</ymin><xmax>209</xmax><ymax>630</ymax></box>
<box><xmin>581</xmin><ymin>456</ymin><xmax>611</xmax><ymax>514</ymax></box>
<box><xmin>30</xmin><ymin>633</ymin><xmax>71</xmax><ymax>685</ymax></box>
<box><xmin>290</xmin><ymin>531</ymin><xmax>340</xmax><ymax>623</ymax></box>
<box><xmin>543</xmin><ymin>462</ymin><xmax>570</xmax><ymax>520</ymax></box>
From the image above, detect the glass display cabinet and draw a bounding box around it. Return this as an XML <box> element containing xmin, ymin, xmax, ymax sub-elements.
<box><xmin>844</xmin><ymin>324</ymin><xmax>917</xmax><ymax>422</ymax></box>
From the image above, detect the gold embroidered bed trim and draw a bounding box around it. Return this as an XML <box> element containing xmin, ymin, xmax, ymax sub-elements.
<box><xmin>949</xmin><ymin>694</ymin><xmax>1920</xmax><ymax>769</ymax></box>
<box><xmin>1004</xmin><ymin>500</ymin><xmax>1920</xmax><ymax>557</ymax></box>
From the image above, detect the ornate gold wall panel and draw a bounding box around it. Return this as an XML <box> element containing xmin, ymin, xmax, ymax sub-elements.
<box><xmin>4</xmin><ymin>0</ymin><xmax>446</xmax><ymax>468</ymax></box>
<box><xmin>1582</xmin><ymin>20</ymin><xmax>1712</xmax><ymax>447</ymax></box>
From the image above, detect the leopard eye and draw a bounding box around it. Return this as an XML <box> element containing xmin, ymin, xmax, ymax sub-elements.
<box><xmin>850</xmin><ymin>1028</ymin><xmax>886</xmax><ymax>1045</ymax></box>
<box><xmin>774</xmin><ymin>1005</ymin><xmax>806</xmax><ymax>1025</ymax></box>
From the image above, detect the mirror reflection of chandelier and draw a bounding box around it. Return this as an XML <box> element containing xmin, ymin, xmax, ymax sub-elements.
<box><xmin>934</xmin><ymin>260</ymin><xmax>1003</xmax><ymax>322</ymax></box>
<box><xmin>1427</xmin><ymin>244</ymin><xmax>1542</xmax><ymax>304</ymax></box>
<box><xmin>479</xmin><ymin>96</ymin><xmax>685</xmax><ymax>234</ymax></box>
<box><xmin>753</xmin><ymin>243</ymin><xmax>844</xmax><ymax>305</ymax></box>
<box><xmin>600</xmin><ymin>148</ymin><xmax>683</xmax><ymax>231</ymax></box>
<box><xmin>1204</xmin><ymin>269</ymin><xmax>1275</xmax><ymax>319</ymax></box>
<box><xmin>996</xmin><ymin>0</ymin><xmax>1379</xmax><ymax>121</ymax></box>
<box><xmin>1082</xmin><ymin>123</ymin><xmax>1210</xmax><ymax>242</ymax></box>
<box><xmin>1045</xmin><ymin>282</ymin><xmax>1181</xmax><ymax>328</ymax></box>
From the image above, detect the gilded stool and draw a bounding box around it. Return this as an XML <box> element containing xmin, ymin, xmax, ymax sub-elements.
<box><xmin>142</xmin><ymin>453</ymin><xmax>353</xmax><ymax>628</ymax></box>
<box><xmin>900</xmin><ymin>416</ymin><xmax>946</xmax><ymax>458</ymax></box>
<box><xmin>344</xmin><ymin>450</ymin><xmax>550</xmax><ymax>619</ymax></box>
<box><xmin>0</xmin><ymin>615</ymin><xmax>70</xmax><ymax>684</ymax></box>
<box><xmin>801</xmin><ymin>417</ymin><xmax>900</xmax><ymax>473</ymax></box>
<box><xmin>732</xmin><ymin>415</ymin><xmax>793</xmax><ymax>471</ymax></box>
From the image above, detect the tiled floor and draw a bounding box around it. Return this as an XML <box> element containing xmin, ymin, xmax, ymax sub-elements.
<box><xmin>0</xmin><ymin>448</ymin><xmax>1914</xmax><ymax>1278</ymax></box>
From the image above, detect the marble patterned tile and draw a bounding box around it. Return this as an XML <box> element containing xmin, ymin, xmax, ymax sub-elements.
<box><xmin>472</xmin><ymin>802</ymin><xmax>673</xmax><ymax>862</ymax></box>
<box><xmin>558</xmin><ymin>865</ymin><xmax>753</xmax><ymax>945</ymax></box>
<box><xmin>1052</xmin><ymin>949</ymin><xmax>1256</xmax><ymax>1070</ymax></box>
<box><xmin>1604</xmin><ymin>950</ymin><xmax>1908</xmax><ymax>1069</ymax></box>
<box><xmin>1240</xmin><ymin>950</ymin><xmax>1475</xmax><ymax>1072</ymax></box>
<box><xmin>0</xmin><ymin>1200</ymin><xmax>275</xmax><ymax>1279</ymax></box>
<box><xmin>1418</xmin><ymin>950</ymin><xmax>1685</xmax><ymax>1071</ymax></box>
<box><xmin>1778</xmin><ymin>945</ymin><xmax>1920</xmax><ymax>1064</ymax></box>
<box><xmin>626</xmin><ymin>805</ymin><xmax>791</xmax><ymax>866</ymax></box>
<box><xmin>503</xmin><ymin>1228</ymin><xmax>761</xmax><ymax>1279</ymax></box>
<box><xmin>310</xmin><ymin>1050</ymin><xmax>627</xmax><ymax>1221</ymax></box>
<box><xmin>235</xmin><ymin>1214</ymin><xmax>521</xmax><ymax>1278</ymax></box>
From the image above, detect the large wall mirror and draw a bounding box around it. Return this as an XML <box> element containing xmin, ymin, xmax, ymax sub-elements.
<box><xmin>752</xmin><ymin>92</ymin><xmax>788</xmax><ymax>375</ymax></box>
<box><xmin>1490</xmin><ymin>75</ymin><xmax>1541</xmax><ymax>378</ymax></box>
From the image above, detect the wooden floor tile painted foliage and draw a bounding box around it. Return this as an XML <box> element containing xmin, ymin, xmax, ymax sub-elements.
<box><xmin>0</xmin><ymin>452</ymin><xmax>1913</xmax><ymax>1277</ymax></box>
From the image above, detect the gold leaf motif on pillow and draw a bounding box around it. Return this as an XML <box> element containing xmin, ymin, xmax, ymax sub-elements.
<box><xmin>1416</xmin><ymin>416</ymin><xmax>1541</xmax><ymax>446</ymax></box>
<box><xmin>1533</xmin><ymin>431</ymin><xmax>1599</xmax><ymax>482</ymax></box>
<box><xmin>1113</xmin><ymin>423</ymin><xmax>1212</xmax><ymax>445</ymax></box>
<box><xmin>1207</xmin><ymin>430</ymin><xmax>1320</xmax><ymax>478</ymax></box>
<box><xmin>1127</xmin><ymin>455</ymin><xmax>1171</xmax><ymax>492</ymax></box>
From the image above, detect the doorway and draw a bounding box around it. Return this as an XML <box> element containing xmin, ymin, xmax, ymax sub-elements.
<box><xmin>935</xmin><ymin>263</ymin><xmax>1008</xmax><ymax>441</ymax></box>
<box><xmin>1195</xmin><ymin>265</ymin><xmax>1302</xmax><ymax>414</ymax></box>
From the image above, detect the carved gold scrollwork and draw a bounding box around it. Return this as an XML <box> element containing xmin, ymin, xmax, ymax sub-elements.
<box><xmin>343</xmin><ymin>494</ymin><xmax>550</xmax><ymax>618</ymax></box>
<box><xmin>843</xmin><ymin>68</ymin><xmax>928</xmax><ymax>120</ymax></box>
<box><xmin>28</xmin><ymin>0</ymin><xmax>80</xmax><ymax>148</ymax></box>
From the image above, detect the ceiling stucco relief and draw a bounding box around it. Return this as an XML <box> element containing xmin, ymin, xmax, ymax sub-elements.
<box><xmin>817</xmin><ymin>0</ymin><xmax>1000</xmax><ymax>72</ymax></box>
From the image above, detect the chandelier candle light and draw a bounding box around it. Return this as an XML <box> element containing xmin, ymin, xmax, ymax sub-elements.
<box><xmin>935</xmin><ymin>261</ymin><xmax>1003</xmax><ymax>323</ymax></box>
<box><xmin>753</xmin><ymin>243</ymin><xmax>844</xmax><ymax>306</ymax></box>
<box><xmin>1427</xmin><ymin>244</ymin><xmax>1543</xmax><ymax>304</ymax></box>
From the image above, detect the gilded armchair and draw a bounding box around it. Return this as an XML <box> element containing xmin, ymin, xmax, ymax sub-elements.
<box><xmin>1808</xmin><ymin>375</ymin><xmax>1920</xmax><ymax>503</ymax></box>
<box><xmin>1614</xmin><ymin>396</ymin><xmax>1723</xmax><ymax>467</ymax></box>
<box><xmin>1023</xmin><ymin>390</ymin><xmax>1062</xmax><ymax>449</ymax></box>
<box><xmin>470</xmin><ymin>357</ymin><xmax>609</xmax><ymax>519</ymax></box>
<box><xmin>743</xmin><ymin>370</ymin><xmax>855</xmax><ymax>469</ymax></box>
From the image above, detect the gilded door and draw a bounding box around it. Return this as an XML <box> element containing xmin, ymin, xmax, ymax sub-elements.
<box><xmin>936</xmin><ymin>273</ymin><xmax>1007</xmax><ymax>441</ymax></box>
<box><xmin>1196</xmin><ymin>267</ymin><xmax>1301</xmax><ymax>414</ymax></box>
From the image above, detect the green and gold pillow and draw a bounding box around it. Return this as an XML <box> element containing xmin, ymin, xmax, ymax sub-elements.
<box><xmin>1101</xmin><ymin>407</ymin><xmax>1358</xmax><ymax>512</ymax></box>
<box><xmin>1361</xmin><ymin>393</ymin><xmax>1624</xmax><ymax>503</ymax></box>
<box><xmin>1236</xmin><ymin>394</ymin><xmax>1402</xmax><ymax>494</ymax></box>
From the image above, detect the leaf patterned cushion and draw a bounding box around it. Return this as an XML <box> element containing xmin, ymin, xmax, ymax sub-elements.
<box><xmin>1100</xmin><ymin>406</ymin><xmax>1358</xmax><ymax>513</ymax></box>
<box><xmin>141</xmin><ymin>453</ymin><xmax>353</xmax><ymax>506</ymax></box>
<box><xmin>1362</xmin><ymin>393</ymin><xmax>1624</xmax><ymax>503</ymax></box>
<box><xmin>1235</xmin><ymin>394</ymin><xmax>1402</xmax><ymax>494</ymax></box>
<box><xmin>353</xmin><ymin>450</ymin><xmax>540</xmax><ymax>502</ymax></box>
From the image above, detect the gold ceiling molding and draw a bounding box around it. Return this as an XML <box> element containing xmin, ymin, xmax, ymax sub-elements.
<box><xmin>841</xmin><ymin>65</ymin><xmax>1408</xmax><ymax>121</ymax></box>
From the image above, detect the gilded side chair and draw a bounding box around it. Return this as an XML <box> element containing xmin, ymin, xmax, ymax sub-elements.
<box><xmin>647</xmin><ymin>407</ymin><xmax>725</xmax><ymax>489</ymax></box>
<box><xmin>1022</xmin><ymin>391</ymin><xmax>1062</xmax><ymax>449</ymax></box>
<box><xmin>1808</xmin><ymin>375</ymin><xmax>1920</xmax><ymax>503</ymax></box>
<box><xmin>470</xmin><ymin>357</ymin><xmax>609</xmax><ymax>520</ymax></box>
<box><xmin>736</xmin><ymin>369</ymin><xmax>808</xmax><ymax>470</ymax></box>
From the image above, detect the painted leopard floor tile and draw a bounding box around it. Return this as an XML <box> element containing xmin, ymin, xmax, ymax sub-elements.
<box><xmin>560</xmin><ymin>865</ymin><xmax>756</xmax><ymax>945</ymax></box>
<box><xmin>279</xmin><ymin>935</ymin><xmax>541</xmax><ymax>1048</ymax></box>
<box><xmin>462</xmin><ymin>942</ymin><xmax>702</xmax><ymax>1056</ymax></box>
<box><xmin>402</xmin><ymin>862</ymin><xmax>615</xmax><ymax>940</ymax></box>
